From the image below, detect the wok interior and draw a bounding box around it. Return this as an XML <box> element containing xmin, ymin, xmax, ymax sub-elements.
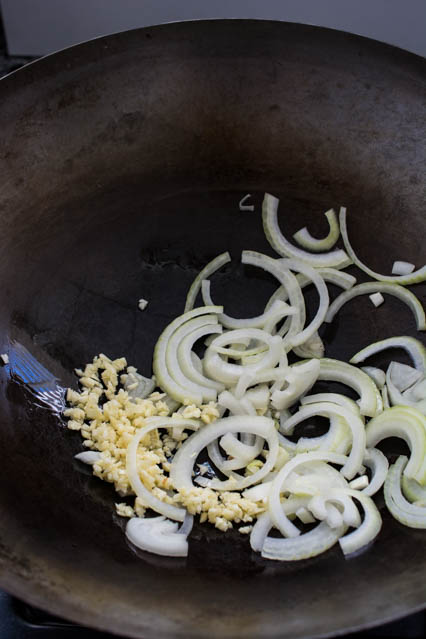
<box><xmin>0</xmin><ymin>20</ymin><xmax>424</xmax><ymax>639</ymax></box>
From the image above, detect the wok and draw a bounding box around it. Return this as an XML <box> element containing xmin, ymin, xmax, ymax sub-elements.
<box><xmin>0</xmin><ymin>19</ymin><xmax>425</xmax><ymax>639</ymax></box>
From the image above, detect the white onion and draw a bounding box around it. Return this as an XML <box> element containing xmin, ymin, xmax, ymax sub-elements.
<box><xmin>350</xmin><ymin>336</ymin><xmax>426</xmax><ymax>374</ymax></box>
<box><xmin>326</xmin><ymin>282</ymin><xmax>425</xmax><ymax>331</ymax></box>
<box><xmin>384</xmin><ymin>456</ymin><xmax>426</xmax><ymax>528</ymax></box>
<box><xmin>126</xmin><ymin>417</ymin><xmax>200</xmax><ymax>521</ymax></box>
<box><xmin>268</xmin><ymin>452</ymin><xmax>348</xmax><ymax>537</ymax></box>
<box><xmin>337</xmin><ymin>490</ymin><xmax>382</xmax><ymax>555</ymax></box>
<box><xmin>170</xmin><ymin>415</ymin><xmax>279</xmax><ymax>492</ymax></box>
<box><xmin>293</xmin><ymin>208</ymin><xmax>340</xmax><ymax>252</ymax></box>
<box><xmin>184</xmin><ymin>252</ymin><xmax>231</xmax><ymax>312</ymax></box>
<box><xmin>361</xmin><ymin>448</ymin><xmax>389</xmax><ymax>497</ymax></box>
<box><xmin>339</xmin><ymin>207</ymin><xmax>426</xmax><ymax>285</ymax></box>
<box><xmin>365</xmin><ymin>406</ymin><xmax>426</xmax><ymax>484</ymax></box>
<box><xmin>74</xmin><ymin>451</ymin><xmax>101</xmax><ymax>465</ymax></box>
<box><xmin>262</xmin><ymin>194</ymin><xmax>351</xmax><ymax>268</ymax></box>
<box><xmin>241</xmin><ymin>251</ymin><xmax>329</xmax><ymax>348</ymax></box>
<box><xmin>392</xmin><ymin>261</ymin><xmax>415</xmax><ymax>276</ymax></box>
<box><xmin>262</xmin><ymin>521</ymin><xmax>344</xmax><ymax>561</ymax></box>
<box><xmin>126</xmin><ymin>516</ymin><xmax>189</xmax><ymax>557</ymax></box>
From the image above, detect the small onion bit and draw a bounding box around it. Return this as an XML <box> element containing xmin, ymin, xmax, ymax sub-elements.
<box><xmin>239</xmin><ymin>194</ymin><xmax>255</xmax><ymax>212</ymax></box>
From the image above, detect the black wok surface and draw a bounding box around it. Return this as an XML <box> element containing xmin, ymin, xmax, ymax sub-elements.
<box><xmin>0</xmin><ymin>20</ymin><xmax>424</xmax><ymax>639</ymax></box>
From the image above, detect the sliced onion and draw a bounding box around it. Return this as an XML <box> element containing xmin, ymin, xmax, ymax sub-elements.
<box><xmin>392</xmin><ymin>261</ymin><xmax>415</xmax><ymax>276</ymax></box>
<box><xmin>296</xmin><ymin>507</ymin><xmax>316</xmax><ymax>524</ymax></box>
<box><xmin>361</xmin><ymin>448</ymin><xmax>389</xmax><ymax>497</ymax></box>
<box><xmin>308</xmin><ymin>491</ymin><xmax>361</xmax><ymax>528</ymax></box>
<box><xmin>285</xmin><ymin>463</ymin><xmax>349</xmax><ymax>496</ymax></box>
<box><xmin>202</xmin><ymin>280</ymin><xmax>297</xmax><ymax>332</ymax></box>
<box><xmin>350</xmin><ymin>336</ymin><xmax>426</xmax><ymax>374</ymax></box>
<box><xmin>316</xmin><ymin>358</ymin><xmax>381</xmax><ymax>417</ymax></box>
<box><xmin>170</xmin><ymin>415</ymin><xmax>279</xmax><ymax>492</ymax></box>
<box><xmin>280</xmin><ymin>402</ymin><xmax>365</xmax><ymax>479</ymax></box>
<box><xmin>278</xmin><ymin>414</ymin><xmax>351</xmax><ymax>456</ymax></box>
<box><xmin>301</xmin><ymin>392</ymin><xmax>362</xmax><ymax>416</ymax></box>
<box><xmin>325</xmin><ymin>282</ymin><xmax>425</xmax><ymax>331</ymax></box>
<box><xmin>369</xmin><ymin>292</ymin><xmax>384</xmax><ymax>307</ymax></box>
<box><xmin>218</xmin><ymin>390</ymin><xmax>257</xmax><ymax>416</ymax></box>
<box><xmin>74</xmin><ymin>451</ymin><xmax>101</xmax><ymax>465</ymax></box>
<box><xmin>337</xmin><ymin>490</ymin><xmax>382</xmax><ymax>555</ymax></box>
<box><xmin>122</xmin><ymin>371</ymin><xmax>156</xmax><ymax>400</ymax></box>
<box><xmin>268</xmin><ymin>452</ymin><xmax>348</xmax><ymax>537</ymax></box>
<box><xmin>178</xmin><ymin>324</ymin><xmax>224</xmax><ymax>392</ymax></box>
<box><xmin>361</xmin><ymin>367</ymin><xmax>386</xmax><ymax>389</ymax></box>
<box><xmin>384</xmin><ymin>456</ymin><xmax>426</xmax><ymax>528</ymax></box>
<box><xmin>203</xmin><ymin>328</ymin><xmax>283</xmax><ymax>386</ymax></box>
<box><xmin>401</xmin><ymin>475</ymin><xmax>426</xmax><ymax>503</ymax></box>
<box><xmin>126</xmin><ymin>417</ymin><xmax>200</xmax><ymax>522</ymax></box>
<box><xmin>153</xmin><ymin>306</ymin><xmax>223</xmax><ymax>404</ymax></box>
<box><xmin>126</xmin><ymin>516</ymin><xmax>189</xmax><ymax>557</ymax></box>
<box><xmin>242</xmin><ymin>251</ymin><xmax>329</xmax><ymax>348</ymax></box>
<box><xmin>339</xmin><ymin>207</ymin><xmax>426</xmax><ymax>285</ymax></box>
<box><xmin>293</xmin><ymin>332</ymin><xmax>325</xmax><ymax>359</ymax></box>
<box><xmin>266</xmin><ymin>268</ymin><xmax>356</xmax><ymax>315</ymax></box>
<box><xmin>365</xmin><ymin>406</ymin><xmax>426</xmax><ymax>484</ymax></box>
<box><xmin>262</xmin><ymin>520</ymin><xmax>344</xmax><ymax>561</ymax></box>
<box><xmin>388</xmin><ymin>361</ymin><xmax>423</xmax><ymax>392</ymax></box>
<box><xmin>239</xmin><ymin>194</ymin><xmax>255</xmax><ymax>212</ymax></box>
<box><xmin>167</xmin><ymin>315</ymin><xmax>223</xmax><ymax>402</ymax></box>
<box><xmin>386</xmin><ymin>365</ymin><xmax>426</xmax><ymax>415</ymax></box>
<box><xmin>184</xmin><ymin>253</ymin><xmax>231</xmax><ymax>312</ymax></box>
<box><xmin>293</xmin><ymin>209</ymin><xmax>340</xmax><ymax>252</ymax></box>
<box><xmin>271</xmin><ymin>359</ymin><xmax>320</xmax><ymax>410</ymax></box>
<box><xmin>381</xmin><ymin>386</ymin><xmax>390</xmax><ymax>409</ymax></box>
<box><xmin>262</xmin><ymin>194</ymin><xmax>351</xmax><ymax>268</ymax></box>
<box><xmin>348</xmin><ymin>475</ymin><xmax>369</xmax><ymax>491</ymax></box>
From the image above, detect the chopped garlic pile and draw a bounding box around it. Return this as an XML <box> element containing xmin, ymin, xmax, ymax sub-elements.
<box><xmin>65</xmin><ymin>353</ymin><xmax>261</xmax><ymax>531</ymax></box>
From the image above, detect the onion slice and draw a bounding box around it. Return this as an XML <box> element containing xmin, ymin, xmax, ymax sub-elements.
<box><xmin>184</xmin><ymin>253</ymin><xmax>231</xmax><ymax>312</ymax></box>
<box><xmin>280</xmin><ymin>402</ymin><xmax>366</xmax><ymax>479</ymax></box>
<box><xmin>365</xmin><ymin>406</ymin><xmax>426</xmax><ymax>484</ymax></box>
<box><xmin>293</xmin><ymin>209</ymin><xmax>340</xmax><ymax>252</ymax></box>
<box><xmin>339</xmin><ymin>207</ymin><xmax>426</xmax><ymax>285</ymax></box>
<box><xmin>361</xmin><ymin>448</ymin><xmax>389</xmax><ymax>497</ymax></box>
<box><xmin>262</xmin><ymin>194</ymin><xmax>351</xmax><ymax>268</ymax></box>
<box><xmin>170</xmin><ymin>415</ymin><xmax>279</xmax><ymax>492</ymax></box>
<box><xmin>202</xmin><ymin>280</ymin><xmax>297</xmax><ymax>331</ymax></box>
<box><xmin>337</xmin><ymin>490</ymin><xmax>382</xmax><ymax>555</ymax></box>
<box><xmin>242</xmin><ymin>251</ymin><xmax>329</xmax><ymax>348</ymax></box>
<box><xmin>126</xmin><ymin>516</ymin><xmax>190</xmax><ymax>557</ymax></box>
<box><xmin>384</xmin><ymin>456</ymin><xmax>426</xmax><ymax>528</ymax></box>
<box><xmin>350</xmin><ymin>336</ymin><xmax>426</xmax><ymax>374</ymax></box>
<box><xmin>262</xmin><ymin>520</ymin><xmax>344</xmax><ymax>561</ymax></box>
<box><xmin>316</xmin><ymin>358</ymin><xmax>381</xmax><ymax>418</ymax></box>
<box><xmin>392</xmin><ymin>261</ymin><xmax>415</xmax><ymax>276</ymax></box>
<box><xmin>325</xmin><ymin>282</ymin><xmax>425</xmax><ymax>331</ymax></box>
<box><xmin>152</xmin><ymin>305</ymin><xmax>223</xmax><ymax>404</ymax></box>
<box><xmin>126</xmin><ymin>417</ymin><xmax>200</xmax><ymax>522</ymax></box>
<box><xmin>268</xmin><ymin>451</ymin><xmax>348</xmax><ymax>537</ymax></box>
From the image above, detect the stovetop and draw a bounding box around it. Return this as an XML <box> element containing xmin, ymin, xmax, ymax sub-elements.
<box><xmin>0</xmin><ymin>590</ymin><xmax>424</xmax><ymax>639</ymax></box>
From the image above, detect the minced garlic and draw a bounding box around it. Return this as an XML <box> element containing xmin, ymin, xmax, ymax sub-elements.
<box><xmin>66</xmin><ymin>353</ymin><xmax>263</xmax><ymax>533</ymax></box>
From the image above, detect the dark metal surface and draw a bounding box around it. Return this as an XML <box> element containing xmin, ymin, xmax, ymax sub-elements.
<box><xmin>0</xmin><ymin>19</ymin><xmax>424</xmax><ymax>639</ymax></box>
